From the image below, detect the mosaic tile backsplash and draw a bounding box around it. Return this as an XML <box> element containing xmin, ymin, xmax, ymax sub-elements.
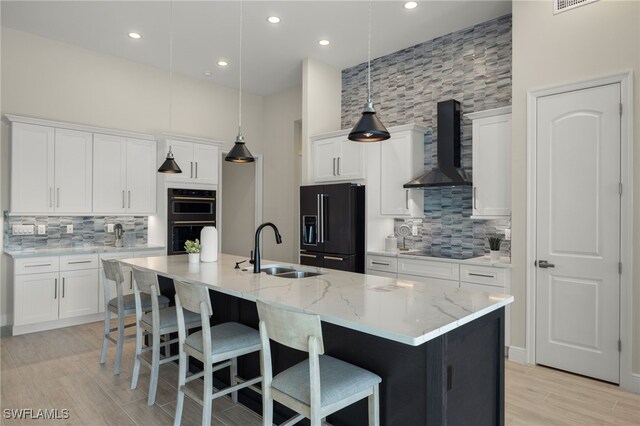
<box><xmin>3</xmin><ymin>213</ymin><xmax>148</xmax><ymax>251</ymax></box>
<box><xmin>342</xmin><ymin>14</ymin><xmax>512</xmax><ymax>258</ymax></box>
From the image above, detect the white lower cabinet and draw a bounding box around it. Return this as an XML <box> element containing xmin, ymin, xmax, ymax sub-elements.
<box><xmin>397</xmin><ymin>273</ymin><xmax>459</xmax><ymax>289</ymax></box>
<box><xmin>13</xmin><ymin>254</ymin><xmax>100</xmax><ymax>330</ymax></box>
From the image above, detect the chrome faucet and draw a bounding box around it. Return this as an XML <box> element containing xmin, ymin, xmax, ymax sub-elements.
<box><xmin>253</xmin><ymin>222</ymin><xmax>282</xmax><ymax>273</ymax></box>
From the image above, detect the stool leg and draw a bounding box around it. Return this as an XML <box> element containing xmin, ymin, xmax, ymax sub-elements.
<box><xmin>202</xmin><ymin>362</ymin><xmax>213</xmax><ymax>426</ymax></box>
<box><xmin>173</xmin><ymin>349</ymin><xmax>187</xmax><ymax>426</ymax></box>
<box><xmin>131</xmin><ymin>323</ymin><xmax>143</xmax><ymax>390</ymax></box>
<box><xmin>114</xmin><ymin>311</ymin><xmax>125</xmax><ymax>375</ymax></box>
<box><xmin>262</xmin><ymin>390</ymin><xmax>273</xmax><ymax>426</ymax></box>
<box><xmin>147</xmin><ymin>331</ymin><xmax>161</xmax><ymax>406</ymax></box>
<box><xmin>368</xmin><ymin>384</ymin><xmax>380</xmax><ymax>426</ymax></box>
<box><xmin>100</xmin><ymin>310</ymin><xmax>110</xmax><ymax>365</ymax></box>
<box><xmin>230</xmin><ymin>357</ymin><xmax>238</xmax><ymax>403</ymax></box>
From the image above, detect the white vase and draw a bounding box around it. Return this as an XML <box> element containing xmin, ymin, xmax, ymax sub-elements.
<box><xmin>490</xmin><ymin>250</ymin><xmax>500</xmax><ymax>263</ymax></box>
<box><xmin>200</xmin><ymin>226</ymin><xmax>218</xmax><ymax>263</ymax></box>
<box><xmin>188</xmin><ymin>253</ymin><xmax>200</xmax><ymax>264</ymax></box>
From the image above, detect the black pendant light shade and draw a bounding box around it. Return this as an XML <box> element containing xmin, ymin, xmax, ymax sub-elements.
<box><xmin>225</xmin><ymin>133</ymin><xmax>255</xmax><ymax>163</ymax></box>
<box><xmin>158</xmin><ymin>147</ymin><xmax>182</xmax><ymax>173</ymax></box>
<box><xmin>348</xmin><ymin>101</ymin><xmax>390</xmax><ymax>142</ymax></box>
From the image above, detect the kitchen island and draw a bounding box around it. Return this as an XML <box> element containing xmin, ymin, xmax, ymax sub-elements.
<box><xmin>120</xmin><ymin>254</ymin><xmax>513</xmax><ymax>426</ymax></box>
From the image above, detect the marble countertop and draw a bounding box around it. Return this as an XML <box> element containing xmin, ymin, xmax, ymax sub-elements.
<box><xmin>4</xmin><ymin>244</ymin><xmax>165</xmax><ymax>258</ymax></box>
<box><xmin>120</xmin><ymin>253</ymin><xmax>513</xmax><ymax>347</ymax></box>
<box><xmin>367</xmin><ymin>250</ymin><xmax>512</xmax><ymax>268</ymax></box>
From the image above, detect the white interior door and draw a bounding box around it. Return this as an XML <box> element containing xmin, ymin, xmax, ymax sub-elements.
<box><xmin>535</xmin><ymin>83</ymin><xmax>621</xmax><ymax>383</ymax></box>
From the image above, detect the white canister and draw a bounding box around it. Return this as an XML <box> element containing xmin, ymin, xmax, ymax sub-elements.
<box><xmin>200</xmin><ymin>226</ymin><xmax>218</xmax><ymax>263</ymax></box>
<box><xmin>385</xmin><ymin>235</ymin><xmax>398</xmax><ymax>252</ymax></box>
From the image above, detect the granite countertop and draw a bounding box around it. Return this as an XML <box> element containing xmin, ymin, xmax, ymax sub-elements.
<box><xmin>4</xmin><ymin>244</ymin><xmax>166</xmax><ymax>259</ymax></box>
<box><xmin>120</xmin><ymin>253</ymin><xmax>513</xmax><ymax>347</ymax></box>
<box><xmin>367</xmin><ymin>250</ymin><xmax>512</xmax><ymax>269</ymax></box>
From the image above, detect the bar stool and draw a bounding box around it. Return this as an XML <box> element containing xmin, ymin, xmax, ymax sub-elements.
<box><xmin>130</xmin><ymin>266</ymin><xmax>201</xmax><ymax>406</ymax></box>
<box><xmin>256</xmin><ymin>300</ymin><xmax>381</xmax><ymax>426</ymax></box>
<box><xmin>100</xmin><ymin>259</ymin><xmax>170</xmax><ymax>375</ymax></box>
<box><xmin>173</xmin><ymin>279</ymin><xmax>263</xmax><ymax>426</ymax></box>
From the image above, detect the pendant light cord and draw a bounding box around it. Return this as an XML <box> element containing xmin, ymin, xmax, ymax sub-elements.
<box><xmin>238</xmin><ymin>1</ymin><xmax>243</xmax><ymax>134</ymax></box>
<box><xmin>169</xmin><ymin>0</ymin><xmax>174</xmax><ymax>132</ymax></box>
<box><xmin>367</xmin><ymin>0</ymin><xmax>372</xmax><ymax>103</ymax></box>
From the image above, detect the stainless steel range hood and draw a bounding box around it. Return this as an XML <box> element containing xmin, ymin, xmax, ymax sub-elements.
<box><xmin>403</xmin><ymin>99</ymin><xmax>471</xmax><ymax>188</ymax></box>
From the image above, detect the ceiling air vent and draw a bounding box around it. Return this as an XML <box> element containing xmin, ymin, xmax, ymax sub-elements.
<box><xmin>554</xmin><ymin>0</ymin><xmax>599</xmax><ymax>14</ymax></box>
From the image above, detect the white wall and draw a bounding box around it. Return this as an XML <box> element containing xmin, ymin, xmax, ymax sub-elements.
<box><xmin>301</xmin><ymin>58</ymin><xmax>342</xmax><ymax>184</ymax></box>
<box><xmin>0</xmin><ymin>27</ymin><xmax>265</xmax><ymax>318</ymax></box>
<box><xmin>512</xmin><ymin>1</ymin><xmax>640</xmax><ymax>372</ymax></box>
<box><xmin>261</xmin><ymin>85</ymin><xmax>303</xmax><ymax>263</ymax></box>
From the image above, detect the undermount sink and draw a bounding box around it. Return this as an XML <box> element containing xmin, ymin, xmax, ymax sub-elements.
<box><xmin>246</xmin><ymin>264</ymin><xmax>325</xmax><ymax>279</ymax></box>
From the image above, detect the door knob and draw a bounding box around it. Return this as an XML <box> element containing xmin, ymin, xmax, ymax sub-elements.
<box><xmin>536</xmin><ymin>260</ymin><xmax>555</xmax><ymax>268</ymax></box>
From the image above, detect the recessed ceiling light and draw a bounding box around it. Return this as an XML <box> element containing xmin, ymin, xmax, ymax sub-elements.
<box><xmin>203</xmin><ymin>71</ymin><xmax>212</xmax><ymax>77</ymax></box>
<box><xmin>128</xmin><ymin>32</ymin><xmax>142</xmax><ymax>39</ymax></box>
<box><xmin>404</xmin><ymin>1</ymin><xmax>418</xmax><ymax>9</ymax></box>
<box><xmin>217</xmin><ymin>60</ymin><xmax>228</xmax><ymax>67</ymax></box>
<box><xmin>318</xmin><ymin>39</ymin><xmax>330</xmax><ymax>46</ymax></box>
<box><xmin>267</xmin><ymin>16</ymin><xmax>281</xmax><ymax>24</ymax></box>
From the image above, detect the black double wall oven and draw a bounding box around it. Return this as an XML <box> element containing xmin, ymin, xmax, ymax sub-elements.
<box><xmin>167</xmin><ymin>188</ymin><xmax>216</xmax><ymax>255</ymax></box>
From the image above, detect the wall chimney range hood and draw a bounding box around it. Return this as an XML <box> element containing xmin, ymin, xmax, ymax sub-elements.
<box><xmin>403</xmin><ymin>99</ymin><xmax>471</xmax><ymax>188</ymax></box>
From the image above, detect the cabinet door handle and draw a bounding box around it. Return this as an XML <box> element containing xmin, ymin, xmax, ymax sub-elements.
<box><xmin>56</xmin><ymin>188</ymin><xmax>60</xmax><ymax>208</ymax></box>
<box><xmin>300</xmin><ymin>254</ymin><xmax>316</xmax><ymax>259</ymax></box>
<box><xmin>25</xmin><ymin>263</ymin><xmax>52</xmax><ymax>268</ymax></box>
<box><xmin>68</xmin><ymin>260</ymin><xmax>92</xmax><ymax>265</ymax></box>
<box><xmin>405</xmin><ymin>190</ymin><xmax>409</xmax><ymax>210</ymax></box>
<box><xmin>325</xmin><ymin>256</ymin><xmax>344</xmax><ymax>261</ymax></box>
<box><xmin>332</xmin><ymin>158</ymin><xmax>336</xmax><ymax>176</ymax></box>
<box><xmin>468</xmin><ymin>272</ymin><xmax>495</xmax><ymax>278</ymax></box>
<box><xmin>130</xmin><ymin>271</ymin><xmax>133</xmax><ymax>290</ymax></box>
<box><xmin>128</xmin><ymin>190</ymin><xmax>131</xmax><ymax>208</ymax></box>
<box><xmin>54</xmin><ymin>278</ymin><xmax>58</xmax><ymax>299</ymax></box>
<box><xmin>337</xmin><ymin>157</ymin><xmax>341</xmax><ymax>176</ymax></box>
<box><xmin>371</xmin><ymin>261</ymin><xmax>390</xmax><ymax>266</ymax></box>
<box><xmin>195</xmin><ymin>162</ymin><xmax>198</xmax><ymax>178</ymax></box>
<box><xmin>473</xmin><ymin>187</ymin><xmax>477</xmax><ymax>210</ymax></box>
<box><xmin>190</xmin><ymin>162</ymin><xmax>194</xmax><ymax>178</ymax></box>
<box><xmin>49</xmin><ymin>187</ymin><xmax>53</xmax><ymax>208</ymax></box>
<box><xmin>122</xmin><ymin>190</ymin><xmax>125</xmax><ymax>209</ymax></box>
<box><xmin>62</xmin><ymin>278</ymin><xmax>65</xmax><ymax>298</ymax></box>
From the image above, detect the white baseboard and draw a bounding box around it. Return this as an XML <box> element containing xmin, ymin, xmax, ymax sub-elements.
<box><xmin>11</xmin><ymin>313</ymin><xmax>102</xmax><ymax>336</ymax></box>
<box><xmin>0</xmin><ymin>314</ymin><xmax>12</xmax><ymax>327</ymax></box>
<box><xmin>508</xmin><ymin>346</ymin><xmax>527</xmax><ymax>363</ymax></box>
<box><xmin>622</xmin><ymin>373</ymin><xmax>640</xmax><ymax>394</ymax></box>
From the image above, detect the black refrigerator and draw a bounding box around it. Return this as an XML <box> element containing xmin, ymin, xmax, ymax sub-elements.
<box><xmin>300</xmin><ymin>183</ymin><xmax>365</xmax><ymax>273</ymax></box>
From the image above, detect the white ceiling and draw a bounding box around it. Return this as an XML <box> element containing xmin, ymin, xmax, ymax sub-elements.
<box><xmin>1</xmin><ymin>1</ymin><xmax>512</xmax><ymax>96</ymax></box>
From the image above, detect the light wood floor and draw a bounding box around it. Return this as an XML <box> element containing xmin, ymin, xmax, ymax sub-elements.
<box><xmin>1</xmin><ymin>320</ymin><xmax>638</xmax><ymax>425</ymax></box>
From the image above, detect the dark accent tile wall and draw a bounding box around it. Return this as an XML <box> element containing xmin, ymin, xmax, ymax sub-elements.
<box><xmin>342</xmin><ymin>14</ymin><xmax>512</xmax><ymax>258</ymax></box>
<box><xmin>3</xmin><ymin>213</ymin><xmax>148</xmax><ymax>251</ymax></box>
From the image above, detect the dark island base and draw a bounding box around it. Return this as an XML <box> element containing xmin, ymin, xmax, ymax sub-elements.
<box><xmin>158</xmin><ymin>277</ymin><xmax>505</xmax><ymax>426</ymax></box>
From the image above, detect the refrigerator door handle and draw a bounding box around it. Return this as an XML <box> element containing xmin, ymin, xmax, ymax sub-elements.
<box><xmin>320</xmin><ymin>194</ymin><xmax>326</xmax><ymax>243</ymax></box>
<box><xmin>317</xmin><ymin>194</ymin><xmax>322</xmax><ymax>243</ymax></box>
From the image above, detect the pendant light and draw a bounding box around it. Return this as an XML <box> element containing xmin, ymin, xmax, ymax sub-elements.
<box><xmin>158</xmin><ymin>1</ymin><xmax>182</xmax><ymax>173</ymax></box>
<box><xmin>225</xmin><ymin>1</ymin><xmax>255</xmax><ymax>163</ymax></box>
<box><xmin>348</xmin><ymin>1</ymin><xmax>390</xmax><ymax>142</ymax></box>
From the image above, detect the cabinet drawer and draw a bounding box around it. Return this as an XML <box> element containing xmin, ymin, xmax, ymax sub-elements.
<box><xmin>459</xmin><ymin>265</ymin><xmax>505</xmax><ymax>287</ymax></box>
<box><xmin>366</xmin><ymin>255</ymin><xmax>397</xmax><ymax>273</ymax></box>
<box><xmin>397</xmin><ymin>258</ymin><xmax>459</xmax><ymax>281</ymax></box>
<box><xmin>460</xmin><ymin>281</ymin><xmax>506</xmax><ymax>294</ymax></box>
<box><xmin>14</xmin><ymin>256</ymin><xmax>59</xmax><ymax>275</ymax></box>
<box><xmin>60</xmin><ymin>254</ymin><xmax>99</xmax><ymax>271</ymax></box>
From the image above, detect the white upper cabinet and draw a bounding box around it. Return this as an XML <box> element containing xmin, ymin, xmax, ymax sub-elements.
<box><xmin>93</xmin><ymin>134</ymin><xmax>156</xmax><ymax>214</ymax></box>
<box><xmin>10</xmin><ymin>122</ymin><xmax>92</xmax><ymax>214</ymax></box>
<box><xmin>467</xmin><ymin>107</ymin><xmax>512</xmax><ymax>218</ymax></box>
<box><xmin>380</xmin><ymin>125</ymin><xmax>426</xmax><ymax>217</ymax></box>
<box><xmin>54</xmin><ymin>129</ymin><xmax>93</xmax><ymax>213</ymax></box>
<box><xmin>164</xmin><ymin>139</ymin><xmax>219</xmax><ymax>185</ymax></box>
<box><xmin>311</xmin><ymin>132</ymin><xmax>365</xmax><ymax>183</ymax></box>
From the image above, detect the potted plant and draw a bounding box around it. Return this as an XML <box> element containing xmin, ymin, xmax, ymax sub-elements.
<box><xmin>184</xmin><ymin>239</ymin><xmax>201</xmax><ymax>264</ymax></box>
<box><xmin>488</xmin><ymin>236</ymin><xmax>502</xmax><ymax>263</ymax></box>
